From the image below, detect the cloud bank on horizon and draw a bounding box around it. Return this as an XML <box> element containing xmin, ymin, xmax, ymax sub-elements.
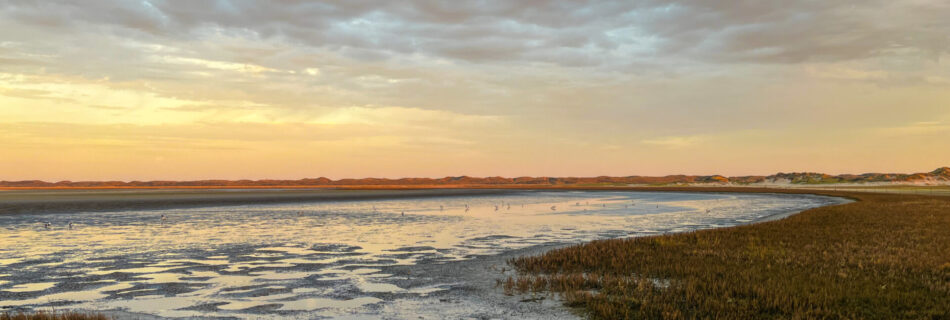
<box><xmin>0</xmin><ymin>0</ymin><xmax>948</xmax><ymax>180</ymax></box>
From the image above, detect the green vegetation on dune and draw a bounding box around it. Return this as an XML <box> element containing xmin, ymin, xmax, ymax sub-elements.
<box><xmin>505</xmin><ymin>191</ymin><xmax>950</xmax><ymax>319</ymax></box>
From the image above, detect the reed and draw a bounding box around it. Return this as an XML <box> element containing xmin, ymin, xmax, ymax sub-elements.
<box><xmin>506</xmin><ymin>191</ymin><xmax>950</xmax><ymax>319</ymax></box>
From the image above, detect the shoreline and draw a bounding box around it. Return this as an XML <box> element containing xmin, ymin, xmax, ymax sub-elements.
<box><xmin>0</xmin><ymin>188</ymin><xmax>848</xmax><ymax>319</ymax></box>
<box><xmin>0</xmin><ymin>188</ymin><xmax>519</xmax><ymax>215</ymax></box>
<box><xmin>0</xmin><ymin>186</ymin><xmax>859</xmax><ymax>216</ymax></box>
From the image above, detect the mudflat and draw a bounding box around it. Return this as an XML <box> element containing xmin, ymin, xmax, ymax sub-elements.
<box><xmin>0</xmin><ymin>188</ymin><xmax>515</xmax><ymax>215</ymax></box>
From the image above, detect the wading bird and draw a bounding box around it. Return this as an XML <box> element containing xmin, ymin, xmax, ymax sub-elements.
<box><xmin>550</xmin><ymin>205</ymin><xmax>556</xmax><ymax>211</ymax></box>
<box><xmin>161</xmin><ymin>214</ymin><xmax>167</xmax><ymax>225</ymax></box>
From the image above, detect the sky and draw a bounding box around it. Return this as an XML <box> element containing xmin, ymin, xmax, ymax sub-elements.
<box><xmin>1</xmin><ymin>0</ymin><xmax>948</xmax><ymax>181</ymax></box>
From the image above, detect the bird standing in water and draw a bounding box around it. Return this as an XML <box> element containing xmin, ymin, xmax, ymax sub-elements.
<box><xmin>161</xmin><ymin>214</ymin><xmax>167</xmax><ymax>226</ymax></box>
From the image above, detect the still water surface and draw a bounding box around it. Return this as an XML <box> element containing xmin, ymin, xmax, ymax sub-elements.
<box><xmin>0</xmin><ymin>191</ymin><xmax>837</xmax><ymax>318</ymax></box>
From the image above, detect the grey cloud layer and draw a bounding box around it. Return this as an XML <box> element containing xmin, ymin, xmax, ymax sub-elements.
<box><xmin>1</xmin><ymin>0</ymin><xmax>948</xmax><ymax>144</ymax></box>
<box><xmin>2</xmin><ymin>0</ymin><xmax>947</xmax><ymax>67</ymax></box>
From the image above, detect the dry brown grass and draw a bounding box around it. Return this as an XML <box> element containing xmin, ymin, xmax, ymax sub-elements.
<box><xmin>506</xmin><ymin>191</ymin><xmax>950</xmax><ymax>319</ymax></box>
<box><xmin>0</xmin><ymin>311</ymin><xmax>110</xmax><ymax>320</ymax></box>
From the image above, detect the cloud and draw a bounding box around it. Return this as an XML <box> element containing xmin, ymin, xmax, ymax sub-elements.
<box><xmin>311</xmin><ymin>106</ymin><xmax>504</xmax><ymax>127</ymax></box>
<box><xmin>157</xmin><ymin>55</ymin><xmax>279</xmax><ymax>74</ymax></box>
<box><xmin>0</xmin><ymin>1</ymin><xmax>948</xmax><ymax>179</ymax></box>
<box><xmin>642</xmin><ymin>135</ymin><xmax>707</xmax><ymax>149</ymax></box>
<box><xmin>2</xmin><ymin>0</ymin><xmax>946</xmax><ymax>70</ymax></box>
<box><xmin>879</xmin><ymin>121</ymin><xmax>950</xmax><ymax>136</ymax></box>
<box><xmin>804</xmin><ymin>64</ymin><xmax>888</xmax><ymax>81</ymax></box>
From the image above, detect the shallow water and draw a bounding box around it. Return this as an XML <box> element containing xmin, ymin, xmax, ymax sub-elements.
<box><xmin>0</xmin><ymin>190</ymin><xmax>837</xmax><ymax>318</ymax></box>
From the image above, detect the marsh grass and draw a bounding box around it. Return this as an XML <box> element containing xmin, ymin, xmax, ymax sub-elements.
<box><xmin>506</xmin><ymin>191</ymin><xmax>950</xmax><ymax>319</ymax></box>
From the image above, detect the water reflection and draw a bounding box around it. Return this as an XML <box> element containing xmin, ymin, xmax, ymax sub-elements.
<box><xmin>0</xmin><ymin>191</ymin><xmax>836</xmax><ymax>318</ymax></box>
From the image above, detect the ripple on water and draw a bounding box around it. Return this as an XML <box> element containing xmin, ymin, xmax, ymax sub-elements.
<box><xmin>4</xmin><ymin>282</ymin><xmax>57</xmax><ymax>292</ymax></box>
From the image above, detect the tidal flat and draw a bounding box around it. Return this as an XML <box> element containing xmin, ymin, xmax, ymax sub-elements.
<box><xmin>0</xmin><ymin>189</ymin><xmax>843</xmax><ymax>319</ymax></box>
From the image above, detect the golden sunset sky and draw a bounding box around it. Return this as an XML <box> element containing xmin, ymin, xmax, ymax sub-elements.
<box><xmin>1</xmin><ymin>1</ymin><xmax>948</xmax><ymax>181</ymax></box>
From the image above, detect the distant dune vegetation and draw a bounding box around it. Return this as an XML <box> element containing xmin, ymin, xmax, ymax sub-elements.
<box><xmin>1</xmin><ymin>168</ymin><xmax>948</xmax><ymax>188</ymax></box>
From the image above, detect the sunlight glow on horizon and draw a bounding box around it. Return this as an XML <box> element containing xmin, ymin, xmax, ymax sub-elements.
<box><xmin>1</xmin><ymin>1</ymin><xmax>948</xmax><ymax>181</ymax></box>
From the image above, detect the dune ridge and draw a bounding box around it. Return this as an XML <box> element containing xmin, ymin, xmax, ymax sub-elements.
<box><xmin>3</xmin><ymin>167</ymin><xmax>948</xmax><ymax>189</ymax></box>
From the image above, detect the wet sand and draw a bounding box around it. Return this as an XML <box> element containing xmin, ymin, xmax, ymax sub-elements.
<box><xmin>0</xmin><ymin>189</ymin><xmax>516</xmax><ymax>215</ymax></box>
<box><xmin>0</xmin><ymin>188</ymin><xmax>847</xmax><ymax>319</ymax></box>
<box><xmin>90</xmin><ymin>242</ymin><xmax>580</xmax><ymax>320</ymax></box>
